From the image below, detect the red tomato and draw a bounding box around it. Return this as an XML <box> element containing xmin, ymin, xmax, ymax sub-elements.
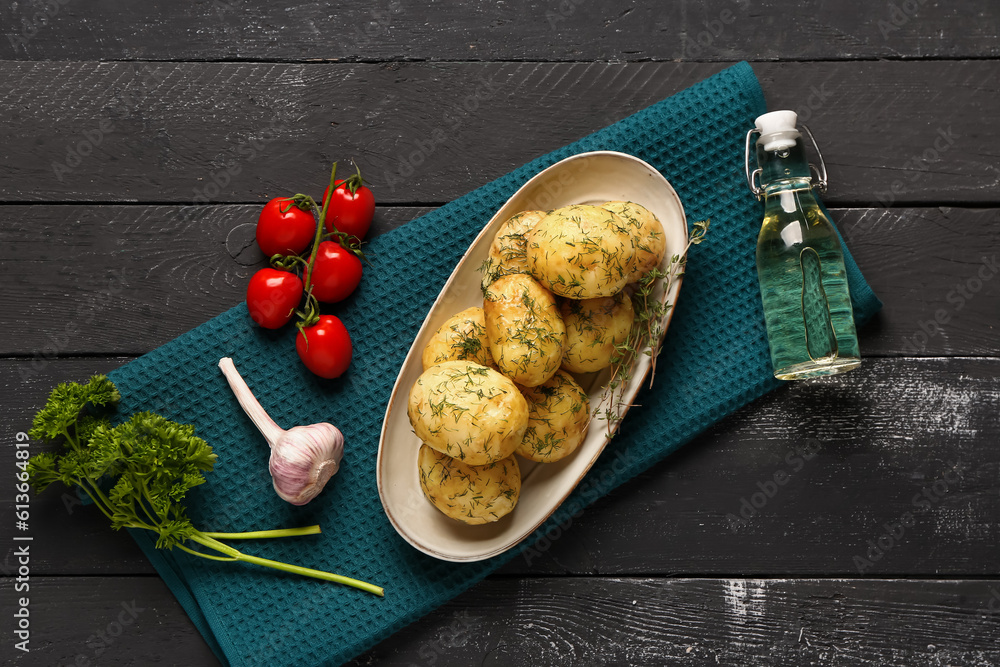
<box><xmin>256</xmin><ymin>198</ymin><xmax>316</xmax><ymax>257</ymax></box>
<box><xmin>246</xmin><ymin>268</ymin><xmax>303</xmax><ymax>329</ymax></box>
<box><xmin>304</xmin><ymin>241</ymin><xmax>363</xmax><ymax>303</ymax></box>
<box><xmin>323</xmin><ymin>181</ymin><xmax>375</xmax><ymax>241</ymax></box>
<box><xmin>296</xmin><ymin>315</ymin><xmax>352</xmax><ymax>378</ymax></box>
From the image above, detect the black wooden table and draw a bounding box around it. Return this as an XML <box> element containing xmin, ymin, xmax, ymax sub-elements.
<box><xmin>2</xmin><ymin>2</ymin><xmax>999</xmax><ymax>665</ymax></box>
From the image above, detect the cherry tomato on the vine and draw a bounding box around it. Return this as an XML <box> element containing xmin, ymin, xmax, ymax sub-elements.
<box><xmin>246</xmin><ymin>268</ymin><xmax>303</xmax><ymax>329</ymax></box>
<box><xmin>256</xmin><ymin>198</ymin><xmax>316</xmax><ymax>257</ymax></box>
<box><xmin>323</xmin><ymin>180</ymin><xmax>375</xmax><ymax>241</ymax></box>
<box><xmin>304</xmin><ymin>241</ymin><xmax>363</xmax><ymax>303</ymax></box>
<box><xmin>296</xmin><ymin>315</ymin><xmax>352</xmax><ymax>378</ymax></box>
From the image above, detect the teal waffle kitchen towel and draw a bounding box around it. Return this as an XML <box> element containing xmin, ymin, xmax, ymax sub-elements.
<box><xmin>107</xmin><ymin>61</ymin><xmax>881</xmax><ymax>667</ymax></box>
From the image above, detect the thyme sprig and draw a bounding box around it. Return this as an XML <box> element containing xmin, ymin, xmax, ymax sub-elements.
<box><xmin>596</xmin><ymin>219</ymin><xmax>710</xmax><ymax>437</ymax></box>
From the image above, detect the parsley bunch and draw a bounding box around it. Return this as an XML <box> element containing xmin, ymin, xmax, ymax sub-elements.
<box><xmin>27</xmin><ymin>375</ymin><xmax>383</xmax><ymax>597</ymax></box>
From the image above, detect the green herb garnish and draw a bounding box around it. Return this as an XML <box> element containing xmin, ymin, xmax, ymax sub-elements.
<box><xmin>26</xmin><ymin>375</ymin><xmax>383</xmax><ymax>596</ymax></box>
<box><xmin>596</xmin><ymin>219</ymin><xmax>710</xmax><ymax>436</ymax></box>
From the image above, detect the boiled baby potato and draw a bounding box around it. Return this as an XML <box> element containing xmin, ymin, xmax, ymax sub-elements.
<box><xmin>602</xmin><ymin>200</ymin><xmax>666</xmax><ymax>282</ymax></box>
<box><xmin>525</xmin><ymin>204</ymin><xmax>634</xmax><ymax>299</ymax></box>
<box><xmin>560</xmin><ymin>291</ymin><xmax>635</xmax><ymax>374</ymax></box>
<box><xmin>418</xmin><ymin>444</ymin><xmax>521</xmax><ymax>524</ymax></box>
<box><xmin>421</xmin><ymin>307</ymin><xmax>495</xmax><ymax>371</ymax></box>
<box><xmin>516</xmin><ymin>370</ymin><xmax>590</xmax><ymax>463</ymax></box>
<box><xmin>484</xmin><ymin>273</ymin><xmax>566</xmax><ymax>387</ymax></box>
<box><xmin>480</xmin><ymin>210</ymin><xmax>547</xmax><ymax>293</ymax></box>
<box><xmin>407</xmin><ymin>360</ymin><xmax>528</xmax><ymax>465</ymax></box>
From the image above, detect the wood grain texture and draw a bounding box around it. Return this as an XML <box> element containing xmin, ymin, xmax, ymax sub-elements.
<box><xmin>1</xmin><ymin>0</ymin><xmax>997</xmax><ymax>62</ymax></box>
<box><xmin>5</xmin><ymin>576</ymin><xmax>999</xmax><ymax>666</ymax></box>
<box><xmin>0</xmin><ymin>205</ymin><xmax>424</xmax><ymax>356</ymax></box>
<box><xmin>837</xmin><ymin>207</ymin><xmax>1000</xmax><ymax>357</ymax></box>
<box><xmin>3</xmin><ymin>576</ymin><xmax>219</xmax><ymax>666</ymax></box>
<box><xmin>1</xmin><ymin>205</ymin><xmax>996</xmax><ymax>357</ymax></box>
<box><xmin>2</xmin><ymin>6</ymin><xmax>998</xmax><ymax>663</ymax></box>
<box><xmin>3</xmin><ymin>356</ymin><xmax>996</xmax><ymax>577</ymax></box>
<box><xmin>352</xmin><ymin>578</ymin><xmax>1000</xmax><ymax>667</ymax></box>
<box><xmin>353</xmin><ymin>578</ymin><xmax>1000</xmax><ymax>666</ymax></box>
<box><xmin>0</xmin><ymin>61</ymin><xmax>997</xmax><ymax>204</ymax></box>
<box><xmin>503</xmin><ymin>355</ymin><xmax>1000</xmax><ymax>577</ymax></box>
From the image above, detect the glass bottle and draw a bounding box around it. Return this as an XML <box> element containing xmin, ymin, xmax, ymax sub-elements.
<box><xmin>747</xmin><ymin>110</ymin><xmax>860</xmax><ymax>380</ymax></box>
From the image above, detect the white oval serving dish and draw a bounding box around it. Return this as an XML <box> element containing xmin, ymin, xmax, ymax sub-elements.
<box><xmin>377</xmin><ymin>151</ymin><xmax>689</xmax><ymax>562</ymax></box>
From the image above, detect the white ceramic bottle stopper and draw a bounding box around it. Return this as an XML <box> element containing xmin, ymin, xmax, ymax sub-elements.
<box><xmin>755</xmin><ymin>110</ymin><xmax>799</xmax><ymax>151</ymax></box>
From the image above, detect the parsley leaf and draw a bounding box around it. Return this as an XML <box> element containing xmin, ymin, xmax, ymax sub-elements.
<box><xmin>28</xmin><ymin>375</ymin><xmax>120</xmax><ymax>443</ymax></box>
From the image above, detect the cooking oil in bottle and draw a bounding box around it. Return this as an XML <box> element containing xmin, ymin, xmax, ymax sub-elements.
<box><xmin>749</xmin><ymin>111</ymin><xmax>860</xmax><ymax>380</ymax></box>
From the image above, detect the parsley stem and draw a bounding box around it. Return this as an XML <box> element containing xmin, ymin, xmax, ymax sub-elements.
<box><xmin>200</xmin><ymin>525</ymin><xmax>321</xmax><ymax>540</ymax></box>
<box><xmin>78</xmin><ymin>479</ymin><xmax>157</xmax><ymax>533</ymax></box>
<box><xmin>74</xmin><ymin>478</ymin><xmax>157</xmax><ymax>533</ymax></box>
<box><xmin>189</xmin><ymin>533</ymin><xmax>384</xmax><ymax>597</ymax></box>
<box><xmin>176</xmin><ymin>544</ymin><xmax>239</xmax><ymax>562</ymax></box>
<box><xmin>62</xmin><ymin>427</ymin><xmax>79</xmax><ymax>451</ymax></box>
<box><xmin>78</xmin><ymin>478</ymin><xmax>116</xmax><ymax>521</ymax></box>
<box><xmin>137</xmin><ymin>482</ymin><xmax>166</xmax><ymax>526</ymax></box>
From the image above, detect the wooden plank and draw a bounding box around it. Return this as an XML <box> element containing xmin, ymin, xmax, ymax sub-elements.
<box><xmin>5</xmin><ymin>576</ymin><xmax>999</xmax><ymax>666</ymax></box>
<box><xmin>2</xmin><ymin>1</ymin><xmax>997</xmax><ymax>62</ymax></box>
<box><xmin>355</xmin><ymin>577</ymin><xmax>1000</xmax><ymax>666</ymax></box>
<box><xmin>2</xmin><ymin>576</ymin><xmax>219</xmax><ymax>666</ymax></box>
<box><xmin>3</xmin><ymin>356</ymin><xmax>997</xmax><ymax>577</ymax></box>
<box><xmin>501</xmin><ymin>356</ymin><xmax>1000</xmax><ymax>577</ymax></box>
<box><xmin>0</xmin><ymin>205</ymin><xmax>424</xmax><ymax>357</ymax></box>
<box><xmin>836</xmin><ymin>207</ymin><xmax>1000</xmax><ymax>357</ymax></box>
<box><xmin>1</xmin><ymin>205</ymin><xmax>996</xmax><ymax>357</ymax></box>
<box><xmin>0</xmin><ymin>61</ymin><xmax>996</xmax><ymax>205</ymax></box>
<box><xmin>0</xmin><ymin>356</ymin><xmax>153</xmax><ymax>576</ymax></box>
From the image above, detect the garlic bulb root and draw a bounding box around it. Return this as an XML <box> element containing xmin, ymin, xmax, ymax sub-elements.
<box><xmin>218</xmin><ymin>357</ymin><xmax>344</xmax><ymax>505</ymax></box>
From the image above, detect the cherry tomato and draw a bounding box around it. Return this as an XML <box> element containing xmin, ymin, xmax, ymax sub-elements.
<box><xmin>246</xmin><ymin>268</ymin><xmax>303</xmax><ymax>329</ymax></box>
<box><xmin>304</xmin><ymin>241</ymin><xmax>363</xmax><ymax>303</ymax></box>
<box><xmin>296</xmin><ymin>315</ymin><xmax>352</xmax><ymax>378</ymax></box>
<box><xmin>323</xmin><ymin>180</ymin><xmax>375</xmax><ymax>241</ymax></box>
<box><xmin>256</xmin><ymin>198</ymin><xmax>316</xmax><ymax>257</ymax></box>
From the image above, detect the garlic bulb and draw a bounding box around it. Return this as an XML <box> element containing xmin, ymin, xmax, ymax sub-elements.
<box><xmin>218</xmin><ymin>357</ymin><xmax>344</xmax><ymax>505</ymax></box>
